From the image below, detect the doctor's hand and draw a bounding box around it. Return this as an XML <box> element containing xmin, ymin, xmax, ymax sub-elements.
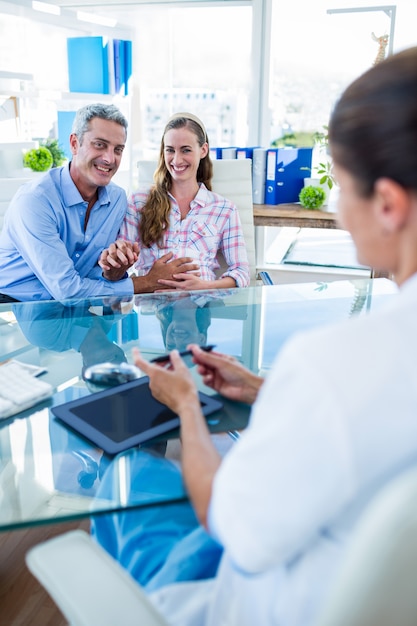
<box><xmin>188</xmin><ymin>344</ymin><xmax>264</xmax><ymax>405</ymax></box>
<box><xmin>133</xmin><ymin>348</ymin><xmax>200</xmax><ymax>416</ymax></box>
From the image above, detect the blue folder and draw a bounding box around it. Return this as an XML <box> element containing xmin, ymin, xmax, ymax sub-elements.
<box><xmin>67</xmin><ymin>36</ymin><xmax>110</xmax><ymax>94</ymax></box>
<box><xmin>265</xmin><ymin>147</ymin><xmax>312</xmax><ymax>205</ymax></box>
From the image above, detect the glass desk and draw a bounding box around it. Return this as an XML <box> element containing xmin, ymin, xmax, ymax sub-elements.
<box><xmin>0</xmin><ymin>278</ymin><xmax>397</xmax><ymax>531</ymax></box>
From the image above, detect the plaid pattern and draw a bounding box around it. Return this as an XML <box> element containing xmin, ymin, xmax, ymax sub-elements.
<box><xmin>121</xmin><ymin>183</ymin><xmax>250</xmax><ymax>287</ymax></box>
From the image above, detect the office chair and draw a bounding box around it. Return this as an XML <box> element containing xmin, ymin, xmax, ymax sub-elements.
<box><xmin>315</xmin><ymin>465</ymin><xmax>417</xmax><ymax>626</ymax></box>
<box><xmin>26</xmin><ymin>465</ymin><xmax>417</xmax><ymax>626</ymax></box>
<box><xmin>137</xmin><ymin>158</ymin><xmax>271</xmax><ymax>286</ymax></box>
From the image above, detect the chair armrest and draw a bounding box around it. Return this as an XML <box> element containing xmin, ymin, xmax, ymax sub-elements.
<box><xmin>26</xmin><ymin>530</ymin><xmax>168</xmax><ymax>626</ymax></box>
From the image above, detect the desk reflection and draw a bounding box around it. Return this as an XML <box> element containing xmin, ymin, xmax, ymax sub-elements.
<box><xmin>8</xmin><ymin>295</ymin><xmax>223</xmax><ymax>497</ymax></box>
<box><xmin>11</xmin><ymin>300</ymin><xmax>135</xmax><ymax>495</ymax></box>
<box><xmin>13</xmin><ymin>299</ymin><xmax>129</xmax><ymax>375</ymax></box>
<box><xmin>154</xmin><ymin>295</ymin><xmax>212</xmax><ymax>351</ymax></box>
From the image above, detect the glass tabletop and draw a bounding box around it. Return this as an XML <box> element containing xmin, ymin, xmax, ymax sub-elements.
<box><xmin>0</xmin><ymin>278</ymin><xmax>397</xmax><ymax>531</ymax></box>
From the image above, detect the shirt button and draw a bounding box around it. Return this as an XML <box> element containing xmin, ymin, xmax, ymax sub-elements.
<box><xmin>75</xmin><ymin>253</ymin><xmax>80</xmax><ymax>258</ymax></box>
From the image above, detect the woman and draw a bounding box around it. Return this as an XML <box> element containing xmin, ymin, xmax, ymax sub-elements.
<box><xmin>93</xmin><ymin>47</ymin><xmax>417</xmax><ymax>625</ymax></box>
<box><xmin>100</xmin><ymin>112</ymin><xmax>250</xmax><ymax>291</ymax></box>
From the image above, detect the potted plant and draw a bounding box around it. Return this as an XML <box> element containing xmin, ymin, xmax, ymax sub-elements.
<box><xmin>316</xmin><ymin>160</ymin><xmax>335</xmax><ymax>190</ymax></box>
<box><xmin>41</xmin><ymin>139</ymin><xmax>67</xmax><ymax>168</ymax></box>
<box><xmin>299</xmin><ymin>185</ymin><xmax>326</xmax><ymax>210</ymax></box>
<box><xmin>23</xmin><ymin>146</ymin><xmax>53</xmax><ymax>172</ymax></box>
<box><xmin>301</xmin><ymin>125</ymin><xmax>337</xmax><ymax>204</ymax></box>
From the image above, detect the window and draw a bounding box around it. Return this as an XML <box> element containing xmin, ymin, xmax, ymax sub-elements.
<box><xmin>0</xmin><ymin>12</ymin><xmax>80</xmax><ymax>139</ymax></box>
<box><xmin>261</xmin><ymin>0</ymin><xmax>417</xmax><ymax>274</ymax></box>
<box><xmin>128</xmin><ymin>4</ymin><xmax>252</xmax><ymax>158</ymax></box>
<box><xmin>269</xmin><ymin>0</ymin><xmax>416</xmax><ymax>145</ymax></box>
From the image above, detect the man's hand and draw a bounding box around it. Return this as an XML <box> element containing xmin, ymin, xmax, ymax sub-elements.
<box><xmin>99</xmin><ymin>240</ymin><xmax>139</xmax><ymax>282</ymax></box>
<box><xmin>189</xmin><ymin>344</ymin><xmax>263</xmax><ymax>405</ymax></box>
<box><xmin>132</xmin><ymin>254</ymin><xmax>200</xmax><ymax>293</ymax></box>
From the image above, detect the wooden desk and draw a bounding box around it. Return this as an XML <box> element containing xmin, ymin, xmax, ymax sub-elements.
<box><xmin>253</xmin><ymin>203</ymin><xmax>340</xmax><ymax>230</ymax></box>
<box><xmin>253</xmin><ymin>203</ymin><xmax>390</xmax><ymax>279</ymax></box>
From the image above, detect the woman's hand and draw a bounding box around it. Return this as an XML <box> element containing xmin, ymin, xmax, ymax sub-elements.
<box><xmin>133</xmin><ymin>347</ymin><xmax>200</xmax><ymax>415</ymax></box>
<box><xmin>134</xmin><ymin>346</ymin><xmax>221</xmax><ymax>528</ymax></box>
<box><xmin>189</xmin><ymin>344</ymin><xmax>263</xmax><ymax>405</ymax></box>
<box><xmin>156</xmin><ymin>274</ymin><xmax>236</xmax><ymax>291</ymax></box>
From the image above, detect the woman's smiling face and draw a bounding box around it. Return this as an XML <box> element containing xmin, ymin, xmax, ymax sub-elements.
<box><xmin>163</xmin><ymin>127</ymin><xmax>208</xmax><ymax>184</ymax></box>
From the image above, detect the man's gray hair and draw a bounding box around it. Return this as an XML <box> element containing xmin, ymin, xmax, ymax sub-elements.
<box><xmin>71</xmin><ymin>103</ymin><xmax>128</xmax><ymax>144</ymax></box>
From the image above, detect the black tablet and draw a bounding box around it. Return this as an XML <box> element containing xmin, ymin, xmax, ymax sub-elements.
<box><xmin>51</xmin><ymin>376</ymin><xmax>223</xmax><ymax>455</ymax></box>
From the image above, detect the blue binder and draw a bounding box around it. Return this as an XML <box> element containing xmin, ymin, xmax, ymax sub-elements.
<box><xmin>252</xmin><ymin>147</ymin><xmax>267</xmax><ymax>204</ymax></box>
<box><xmin>236</xmin><ymin>147</ymin><xmax>259</xmax><ymax>160</ymax></box>
<box><xmin>210</xmin><ymin>148</ymin><xmax>223</xmax><ymax>160</ymax></box>
<box><xmin>265</xmin><ymin>147</ymin><xmax>312</xmax><ymax>205</ymax></box>
<box><xmin>67</xmin><ymin>37</ymin><xmax>110</xmax><ymax>94</ymax></box>
<box><xmin>112</xmin><ymin>39</ymin><xmax>132</xmax><ymax>95</ymax></box>
<box><xmin>220</xmin><ymin>147</ymin><xmax>237</xmax><ymax>159</ymax></box>
<box><xmin>210</xmin><ymin>147</ymin><xmax>237</xmax><ymax>159</ymax></box>
<box><xmin>113</xmin><ymin>39</ymin><xmax>122</xmax><ymax>94</ymax></box>
<box><xmin>57</xmin><ymin>111</ymin><xmax>76</xmax><ymax>160</ymax></box>
<box><xmin>123</xmin><ymin>40</ymin><xmax>133</xmax><ymax>96</ymax></box>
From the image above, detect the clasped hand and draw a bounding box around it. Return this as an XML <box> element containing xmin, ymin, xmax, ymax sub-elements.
<box><xmin>99</xmin><ymin>239</ymin><xmax>139</xmax><ymax>280</ymax></box>
<box><xmin>99</xmin><ymin>240</ymin><xmax>201</xmax><ymax>291</ymax></box>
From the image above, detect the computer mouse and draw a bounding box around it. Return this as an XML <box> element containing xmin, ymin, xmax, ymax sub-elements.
<box><xmin>83</xmin><ymin>362</ymin><xmax>142</xmax><ymax>387</ymax></box>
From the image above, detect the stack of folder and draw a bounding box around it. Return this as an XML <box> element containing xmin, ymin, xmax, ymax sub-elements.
<box><xmin>67</xmin><ymin>36</ymin><xmax>132</xmax><ymax>96</ymax></box>
<box><xmin>210</xmin><ymin>145</ymin><xmax>313</xmax><ymax>205</ymax></box>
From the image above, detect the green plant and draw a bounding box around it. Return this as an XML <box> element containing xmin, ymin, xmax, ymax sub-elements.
<box><xmin>23</xmin><ymin>147</ymin><xmax>53</xmax><ymax>172</ymax></box>
<box><xmin>301</xmin><ymin>160</ymin><xmax>335</xmax><ymax>190</ymax></box>
<box><xmin>299</xmin><ymin>185</ymin><xmax>326</xmax><ymax>209</ymax></box>
<box><xmin>312</xmin><ymin>125</ymin><xmax>329</xmax><ymax>148</ymax></box>
<box><xmin>307</xmin><ymin>125</ymin><xmax>336</xmax><ymax>190</ymax></box>
<box><xmin>316</xmin><ymin>160</ymin><xmax>335</xmax><ymax>190</ymax></box>
<box><xmin>41</xmin><ymin>139</ymin><xmax>67</xmax><ymax>168</ymax></box>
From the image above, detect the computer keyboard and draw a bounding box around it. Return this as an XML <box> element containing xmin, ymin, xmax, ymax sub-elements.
<box><xmin>0</xmin><ymin>360</ymin><xmax>53</xmax><ymax>420</ymax></box>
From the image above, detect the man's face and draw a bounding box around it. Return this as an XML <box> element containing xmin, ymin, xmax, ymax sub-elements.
<box><xmin>69</xmin><ymin>117</ymin><xmax>126</xmax><ymax>197</ymax></box>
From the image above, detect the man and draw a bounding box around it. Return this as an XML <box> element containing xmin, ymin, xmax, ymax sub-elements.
<box><xmin>0</xmin><ymin>103</ymin><xmax>198</xmax><ymax>302</ymax></box>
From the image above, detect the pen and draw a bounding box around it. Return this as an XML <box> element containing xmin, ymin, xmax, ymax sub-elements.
<box><xmin>150</xmin><ymin>344</ymin><xmax>216</xmax><ymax>364</ymax></box>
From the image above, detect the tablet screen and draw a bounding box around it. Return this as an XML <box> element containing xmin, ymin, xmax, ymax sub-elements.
<box><xmin>52</xmin><ymin>376</ymin><xmax>223</xmax><ymax>455</ymax></box>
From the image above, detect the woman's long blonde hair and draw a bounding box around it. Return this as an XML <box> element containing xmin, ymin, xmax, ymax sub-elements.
<box><xmin>139</xmin><ymin>114</ymin><xmax>213</xmax><ymax>247</ymax></box>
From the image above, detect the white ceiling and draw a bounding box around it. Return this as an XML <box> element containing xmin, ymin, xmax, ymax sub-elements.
<box><xmin>5</xmin><ymin>0</ymin><xmax>248</xmax><ymax>29</ymax></box>
<box><xmin>16</xmin><ymin>0</ymin><xmax>244</xmax><ymax>6</ymax></box>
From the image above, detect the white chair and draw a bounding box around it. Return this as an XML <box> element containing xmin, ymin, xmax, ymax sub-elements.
<box><xmin>26</xmin><ymin>466</ymin><xmax>417</xmax><ymax>626</ymax></box>
<box><xmin>315</xmin><ymin>466</ymin><xmax>417</xmax><ymax>626</ymax></box>
<box><xmin>0</xmin><ymin>176</ymin><xmax>33</xmax><ymax>232</ymax></box>
<box><xmin>26</xmin><ymin>529</ymin><xmax>168</xmax><ymax>626</ymax></box>
<box><xmin>137</xmin><ymin>158</ymin><xmax>259</xmax><ymax>284</ymax></box>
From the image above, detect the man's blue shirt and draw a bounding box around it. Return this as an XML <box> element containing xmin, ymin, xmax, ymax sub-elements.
<box><xmin>0</xmin><ymin>164</ymin><xmax>134</xmax><ymax>301</ymax></box>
